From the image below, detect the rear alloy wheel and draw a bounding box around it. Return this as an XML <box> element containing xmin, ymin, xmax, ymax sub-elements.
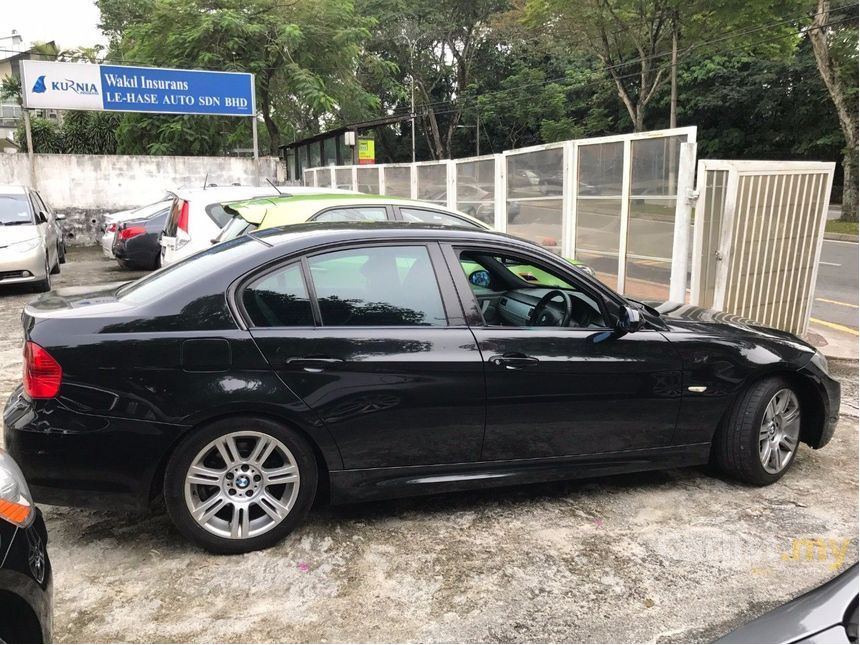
<box><xmin>164</xmin><ymin>417</ymin><xmax>317</xmax><ymax>554</ymax></box>
<box><xmin>715</xmin><ymin>377</ymin><xmax>802</xmax><ymax>485</ymax></box>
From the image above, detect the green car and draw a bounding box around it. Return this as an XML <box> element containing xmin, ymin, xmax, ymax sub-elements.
<box><xmin>213</xmin><ymin>192</ymin><xmax>595</xmax><ymax>276</ymax></box>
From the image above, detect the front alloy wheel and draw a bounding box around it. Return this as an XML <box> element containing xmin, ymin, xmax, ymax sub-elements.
<box><xmin>165</xmin><ymin>417</ymin><xmax>317</xmax><ymax>554</ymax></box>
<box><xmin>758</xmin><ymin>388</ymin><xmax>800</xmax><ymax>475</ymax></box>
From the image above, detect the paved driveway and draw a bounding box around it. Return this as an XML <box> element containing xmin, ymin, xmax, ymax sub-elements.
<box><xmin>1</xmin><ymin>247</ymin><xmax>857</xmax><ymax>643</ymax></box>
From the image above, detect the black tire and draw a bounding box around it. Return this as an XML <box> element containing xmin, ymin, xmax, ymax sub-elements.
<box><xmin>32</xmin><ymin>256</ymin><xmax>51</xmax><ymax>293</ymax></box>
<box><xmin>714</xmin><ymin>376</ymin><xmax>800</xmax><ymax>485</ymax></box>
<box><xmin>50</xmin><ymin>255</ymin><xmax>60</xmax><ymax>275</ymax></box>
<box><xmin>164</xmin><ymin>416</ymin><xmax>318</xmax><ymax>554</ymax></box>
<box><xmin>58</xmin><ymin>241</ymin><xmax>66</xmax><ymax>264</ymax></box>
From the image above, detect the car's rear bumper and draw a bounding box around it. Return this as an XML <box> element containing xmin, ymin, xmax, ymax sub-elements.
<box><xmin>3</xmin><ymin>386</ymin><xmax>180</xmax><ymax>511</ymax></box>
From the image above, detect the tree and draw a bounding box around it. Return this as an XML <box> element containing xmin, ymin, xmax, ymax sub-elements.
<box><xmin>807</xmin><ymin>0</ymin><xmax>858</xmax><ymax>221</ymax></box>
<box><xmin>14</xmin><ymin>118</ymin><xmax>63</xmax><ymax>153</ymax></box>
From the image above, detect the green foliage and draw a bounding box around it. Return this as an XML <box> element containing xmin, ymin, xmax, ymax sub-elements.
<box><xmin>0</xmin><ymin>76</ymin><xmax>22</xmax><ymax>103</ymax></box>
<box><xmin>62</xmin><ymin>111</ymin><xmax>121</xmax><ymax>154</ymax></box>
<box><xmin>16</xmin><ymin>118</ymin><xmax>63</xmax><ymax>154</ymax></box>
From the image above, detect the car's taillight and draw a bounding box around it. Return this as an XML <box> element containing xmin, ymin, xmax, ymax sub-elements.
<box><xmin>119</xmin><ymin>225</ymin><xmax>145</xmax><ymax>240</ymax></box>
<box><xmin>177</xmin><ymin>201</ymin><xmax>189</xmax><ymax>233</ymax></box>
<box><xmin>23</xmin><ymin>341</ymin><xmax>62</xmax><ymax>399</ymax></box>
<box><xmin>107</xmin><ymin>222</ymin><xmax>117</xmax><ymax>233</ymax></box>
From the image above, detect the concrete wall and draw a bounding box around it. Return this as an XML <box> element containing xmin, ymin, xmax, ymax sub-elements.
<box><xmin>0</xmin><ymin>153</ymin><xmax>284</xmax><ymax>244</ymax></box>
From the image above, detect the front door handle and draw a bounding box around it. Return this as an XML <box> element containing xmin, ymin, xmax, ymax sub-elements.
<box><xmin>489</xmin><ymin>353</ymin><xmax>540</xmax><ymax>370</ymax></box>
<box><xmin>285</xmin><ymin>356</ymin><xmax>344</xmax><ymax>372</ymax></box>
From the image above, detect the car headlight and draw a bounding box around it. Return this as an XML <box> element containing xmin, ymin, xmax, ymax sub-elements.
<box><xmin>9</xmin><ymin>238</ymin><xmax>40</xmax><ymax>254</ymax></box>
<box><xmin>810</xmin><ymin>349</ymin><xmax>830</xmax><ymax>374</ymax></box>
<box><xmin>0</xmin><ymin>450</ymin><xmax>34</xmax><ymax>527</ymax></box>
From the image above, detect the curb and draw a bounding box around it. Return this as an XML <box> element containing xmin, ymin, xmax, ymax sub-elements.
<box><xmin>824</xmin><ymin>232</ymin><xmax>859</xmax><ymax>242</ymax></box>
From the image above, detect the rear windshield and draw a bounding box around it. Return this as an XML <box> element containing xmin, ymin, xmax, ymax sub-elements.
<box><xmin>117</xmin><ymin>235</ymin><xmax>263</xmax><ymax>305</ymax></box>
<box><xmin>0</xmin><ymin>194</ymin><xmax>34</xmax><ymax>226</ymax></box>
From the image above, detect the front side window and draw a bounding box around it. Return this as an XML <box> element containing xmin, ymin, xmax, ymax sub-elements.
<box><xmin>400</xmin><ymin>207</ymin><xmax>476</xmax><ymax>228</ymax></box>
<box><xmin>457</xmin><ymin>248</ymin><xmax>606</xmax><ymax>329</ymax></box>
<box><xmin>313</xmin><ymin>206</ymin><xmax>388</xmax><ymax>223</ymax></box>
<box><xmin>308</xmin><ymin>246</ymin><xmax>446</xmax><ymax>326</ymax></box>
<box><xmin>242</xmin><ymin>262</ymin><xmax>313</xmax><ymax>327</ymax></box>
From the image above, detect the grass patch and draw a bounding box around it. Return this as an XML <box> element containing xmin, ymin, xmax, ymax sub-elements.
<box><xmin>825</xmin><ymin>219</ymin><xmax>859</xmax><ymax>236</ymax></box>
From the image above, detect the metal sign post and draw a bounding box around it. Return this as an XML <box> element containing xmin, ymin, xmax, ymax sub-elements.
<box><xmin>250</xmin><ymin>74</ymin><xmax>259</xmax><ymax>186</ymax></box>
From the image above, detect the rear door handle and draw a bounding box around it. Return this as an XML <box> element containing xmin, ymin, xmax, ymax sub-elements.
<box><xmin>284</xmin><ymin>356</ymin><xmax>344</xmax><ymax>372</ymax></box>
<box><xmin>489</xmin><ymin>353</ymin><xmax>540</xmax><ymax>370</ymax></box>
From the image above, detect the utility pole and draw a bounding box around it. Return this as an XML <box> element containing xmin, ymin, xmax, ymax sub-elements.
<box><xmin>669</xmin><ymin>11</ymin><xmax>678</xmax><ymax>129</ymax></box>
<box><xmin>476</xmin><ymin>112</ymin><xmax>480</xmax><ymax>157</ymax></box>
<box><xmin>410</xmin><ymin>45</ymin><xmax>416</xmax><ymax>164</ymax></box>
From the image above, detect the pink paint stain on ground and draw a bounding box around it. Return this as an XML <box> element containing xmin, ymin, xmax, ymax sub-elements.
<box><xmin>297</xmin><ymin>562</ymin><xmax>310</xmax><ymax>572</ymax></box>
<box><xmin>593</xmin><ymin>518</ymin><xmax>604</xmax><ymax>528</ymax></box>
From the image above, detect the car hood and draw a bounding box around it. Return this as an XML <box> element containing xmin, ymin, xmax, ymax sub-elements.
<box><xmin>0</xmin><ymin>224</ymin><xmax>39</xmax><ymax>246</ymax></box>
<box><xmin>653</xmin><ymin>301</ymin><xmax>815</xmax><ymax>352</ymax></box>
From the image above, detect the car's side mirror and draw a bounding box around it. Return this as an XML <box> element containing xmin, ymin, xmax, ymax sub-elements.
<box><xmin>56</xmin><ymin>213</ymin><xmax>66</xmax><ymax>221</ymax></box>
<box><xmin>38</xmin><ymin>211</ymin><xmax>48</xmax><ymax>224</ymax></box>
<box><xmin>616</xmin><ymin>305</ymin><xmax>644</xmax><ymax>336</ymax></box>
<box><xmin>468</xmin><ymin>269</ymin><xmax>491</xmax><ymax>288</ymax></box>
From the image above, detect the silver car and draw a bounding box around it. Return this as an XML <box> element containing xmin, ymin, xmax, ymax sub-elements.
<box><xmin>0</xmin><ymin>185</ymin><xmax>65</xmax><ymax>292</ymax></box>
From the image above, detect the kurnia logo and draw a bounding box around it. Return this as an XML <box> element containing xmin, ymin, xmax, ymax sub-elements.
<box><xmin>32</xmin><ymin>75</ymin><xmax>98</xmax><ymax>96</ymax></box>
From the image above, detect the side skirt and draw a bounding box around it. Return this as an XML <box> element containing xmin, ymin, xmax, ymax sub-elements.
<box><xmin>328</xmin><ymin>443</ymin><xmax>712</xmax><ymax>504</ymax></box>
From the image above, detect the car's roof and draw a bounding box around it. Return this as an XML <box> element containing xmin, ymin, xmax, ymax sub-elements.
<box><xmin>173</xmin><ymin>186</ymin><xmax>281</xmax><ymax>201</ymax></box>
<box><xmin>252</xmin><ymin>220</ymin><xmax>513</xmax><ymax>248</ymax></box>
<box><xmin>224</xmin><ymin>193</ymin><xmax>489</xmax><ymax>229</ymax></box>
<box><xmin>0</xmin><ymin>184</ymin><xmax>29</xmax><ymax>195</ymax></box>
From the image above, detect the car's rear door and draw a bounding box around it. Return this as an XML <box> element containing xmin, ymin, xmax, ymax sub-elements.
<box><xmin>242</xmin><ymin>241</ymin><xmax>486</xmax><ymax>469</ymax></box>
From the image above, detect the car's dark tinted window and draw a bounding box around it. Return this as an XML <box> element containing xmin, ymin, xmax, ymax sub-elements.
<box><xmin>242</xmin><ymin>262</ymin><xmax>313</xmax><ymax>327</ymax></box>
<box><xmin>206</xmin><ymin>203</ymin><xmax>233</xmax><ymax>228</ymax></box>
<box><xmin>313</xmin><ymin>206</ymin><xmax>388</xmax><ymax>223</ymax></box>
<box><xmin>400</xmin><ymin>207</ymin><xmax>477</xmax><ymax>228</ymax></box>
<box><xmin>308</xmin><ymin>246</ymin><xmax>446</xmax><ymax>326</ymax></box>
<box><xmin>0</xmin><ymin>194</ymin><xmax>34</xmax><ymax>225</ymax></box>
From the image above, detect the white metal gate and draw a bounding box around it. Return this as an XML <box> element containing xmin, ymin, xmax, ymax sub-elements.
<box><xmin>691</xmin><ymin>160</ymin><xmax>835</xmax><ymax>335</ymax></box>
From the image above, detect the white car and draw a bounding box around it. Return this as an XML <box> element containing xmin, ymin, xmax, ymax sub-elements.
<box><xmin>101</xmin><ymin>198</ymin><xmax>173</xmax><ymax>259</ymax></box>
<box><xmin>159</xmin><ymin>185</ymin><xmax>358</xmax><ymax>266</ymax></box>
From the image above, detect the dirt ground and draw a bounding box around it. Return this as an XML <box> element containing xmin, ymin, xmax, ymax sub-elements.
<box><xmin>1</xmin><ymin>247</ymin><xmax>857</xmax><ymax>644</ymax></box>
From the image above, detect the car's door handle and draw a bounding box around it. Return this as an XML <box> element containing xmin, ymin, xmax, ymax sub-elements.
<box><xmin>284</xmin><ymin>356</ymin><xmax>345</xmax><ymax>372</ymax></box>
<box><xmin>489</xmin><ymin>353</ymin><xmax>540</xmax><ymax>369</ymax></box>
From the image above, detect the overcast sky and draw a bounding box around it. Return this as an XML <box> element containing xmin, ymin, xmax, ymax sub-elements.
<box><xmin>3</xmin><ymin>0</ymin><xmax>107</xmax><ymax>53</ymax></box>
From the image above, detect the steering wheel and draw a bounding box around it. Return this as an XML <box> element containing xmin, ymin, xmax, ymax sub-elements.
<box><xmin>528</xmin><ymin>289</ymin><xmax>573</xmax><ymax>327</ymax></box>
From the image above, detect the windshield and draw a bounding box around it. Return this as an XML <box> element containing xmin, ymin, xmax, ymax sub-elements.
<box><xmin>0</xmin><ymin>194</ymin><xmax>34</xmax><ymax>226</ymax></box>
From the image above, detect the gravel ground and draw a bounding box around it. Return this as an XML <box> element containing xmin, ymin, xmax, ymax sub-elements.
<box><xmin>1</xmin><ymin>247</ymin><xmax>857</xmax><ymax>644</ymax></box>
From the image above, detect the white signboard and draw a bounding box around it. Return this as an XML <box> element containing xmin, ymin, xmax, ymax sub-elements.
<box><xmin>21</xmin><ymin>61</ymin><xmax>103</xmax><ymax>111</ymax></box>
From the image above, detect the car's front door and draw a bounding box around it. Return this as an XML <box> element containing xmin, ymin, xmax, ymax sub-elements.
<box><xmin>243</xmin><ymin>242</ymin><xmax>486</xmax><ymax>469</ymax></box>
<box><xmin>444</xmin><ymin>244</ymin><xmax>683</xmax><ymax>462</ymax></box>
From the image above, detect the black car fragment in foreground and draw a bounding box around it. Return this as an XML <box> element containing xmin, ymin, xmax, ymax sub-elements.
<box><xmin>0</xmin><ymin>449</ymin><xmax>52</xmax><ymax>643</ymax></box>
<box><xmin>3</xmin><ymin>223</ymin><xmax>841</xmax><ymax>554</ymax></box>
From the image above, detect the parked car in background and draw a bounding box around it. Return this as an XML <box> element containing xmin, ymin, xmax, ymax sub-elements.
<box><xmin>216</xmin><ymin>192</ymin><xmax>594</xmax><ymax>276</ymax></box>
<box><xmin>0</xmin><ymin>448</ymin><xmax>52</xmax><ymax>643</ymax></box>
<box><xmin>427</xmin><ymin>183</ymin><xmax>522</xmax><ymax>224</ymax></box>
<box><xmin>0</xmin><ymin>185</ymin><xmax>64</xmax><ymax>292</ymax></box>
<box><xmin>159</xmin><ymin>186</ymin><xmax>358</xmax><ymax>266</ymax></box>
<box><xmin>4</xmin><ymin>223</ymin><xmax>840</xmax><ymax>554</ymax></box>
<box><xmin>101</xmin><ymin>198</ymin><xmax>172</xmax><ymax>259</ymax></box>
<box><xmin>213</xmin><ymin>193</ymin><xmax>491</xmax><ymax>245</ymax></box>
<box><xmin>113</xmin><ymin>205</ymin><xmax>170</xmax><ymax>271</ymax></box>
<box><xmin>717</xmin><ymin>563</ymin><xmax>858</xmax><ymax>643</ymax></box>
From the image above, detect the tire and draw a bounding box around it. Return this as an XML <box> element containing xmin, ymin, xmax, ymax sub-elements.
<box><xmin>164</xmin><ymin>416</ymin><xmax>318</xmax><ymax>554</ymax></box>
<box><xmin>58</xmin><ymin>241</ymin><xmax>66</xmax><ymax>264</ymax></box>
<box><xmin>32</xmin><ymin>256</ymin><xmax>51</xmax><ymax>293</ymax></box>
<box><xmin>714</xmin><ymin>377</ymin><xmax>802</xmax><ymax>485</ymax></box>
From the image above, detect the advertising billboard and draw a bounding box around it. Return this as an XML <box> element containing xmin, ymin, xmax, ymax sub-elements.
<box><xmin>21</xmin><ymin>60</ymin><xmax>254</xmax><ymax>117</ymax></box>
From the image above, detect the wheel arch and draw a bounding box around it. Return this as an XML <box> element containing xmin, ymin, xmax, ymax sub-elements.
<box><xmin>148</xmin><ymin>408</ymin><xmax>338</xmax><ymax>507</ymax></box>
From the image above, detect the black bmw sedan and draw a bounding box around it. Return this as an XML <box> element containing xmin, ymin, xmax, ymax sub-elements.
<box><xmin>0</xmin><ymin>449</ymin><xmax>52</xmax><ymax>643</ymax></box>
<box><xmin>112</xmin><ymin>205</ymin><xmax>170</xmax><ymax>271</ymax></box>
<box><xmin>3</xmin><ymin>223</ymin><xmax>840</xmax><ymax>554</ymax></box>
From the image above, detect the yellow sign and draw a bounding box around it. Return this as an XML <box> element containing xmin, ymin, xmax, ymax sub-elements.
<box><xmin>358</xmin><ymin>138</ymin><xmax>375</xmax><ymax>165</ymax></box>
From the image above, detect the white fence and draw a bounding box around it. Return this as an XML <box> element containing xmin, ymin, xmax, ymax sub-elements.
<box><xmin>304</xmin><ymin>127</ymin><xmax>698</xmax><ymax>302</ymax></box>
<box><xmin>691</xmin><ymin>160</ymin><xmax>835</xmax><ymax>336</ymax></box>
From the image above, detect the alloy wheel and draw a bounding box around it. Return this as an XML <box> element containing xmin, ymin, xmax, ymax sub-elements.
<box><xmin>758</xmin><ymin>388</ymin><xmax>800</xmax><ymax>474</ymax></box>
<box><xmin>184</xmin><ymin>431</ymin><xmax>300</xmax><ymax>540</ymax></box>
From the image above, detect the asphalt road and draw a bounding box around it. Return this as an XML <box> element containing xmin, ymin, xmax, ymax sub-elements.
<box><xmin>812</xmin><ymin>239</ymin><xmax>859</xmax><ymax>332</ymax></box>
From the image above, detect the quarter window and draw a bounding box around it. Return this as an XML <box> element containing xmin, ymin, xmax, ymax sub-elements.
<box><xmin>313</xmin><ymin>206</ymin><xmax>388</xmax><ymax>223</ymax></box>
<box><xmin>400</xmin><ymin>207</ymin><xmax>475</xmax><ymax>228</ymax></box>
<box><xmin>242</xmin><ymin>263</ymin><xmax>314</xmax><ymax>327</ymax></box>
<box><xmin>308</xmin><ymin>246</ymin><xmax>446</xmax><ymax>326</ymax></box>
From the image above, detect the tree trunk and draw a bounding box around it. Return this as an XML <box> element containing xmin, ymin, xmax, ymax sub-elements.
<box><xmin>808</xmin><ymin>0</ymin><xmax>858</xmax><ymax>221</ymax></box>
<box><xmin>669</xmin><ymin>13</ymin><xmax>678</xmax><ymax>129</ymax></box>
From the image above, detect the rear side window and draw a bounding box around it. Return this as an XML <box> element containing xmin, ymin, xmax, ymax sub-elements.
<box><xmin>400</xmin><ymin>207</ymin><xmax>477</xmax><ymax>228</ymax></box>
<box><xmin>206</xmin><ymin>203</ymin><xmax>233</xmax><ymax>228</ymax></box>
<box><xmin>308</xmin><ymin>245</ymin><xmax>446</xmax><ymax>326</ymax></box>
<box><xmin>242</xmin><ymin>263</ymin><xmax>313</xmax><ymax>327</ymax></box>
<box><xmin>313</xmin><ymin>206</ymin><xmax>388</xmax><ymax>223</ymax></box>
